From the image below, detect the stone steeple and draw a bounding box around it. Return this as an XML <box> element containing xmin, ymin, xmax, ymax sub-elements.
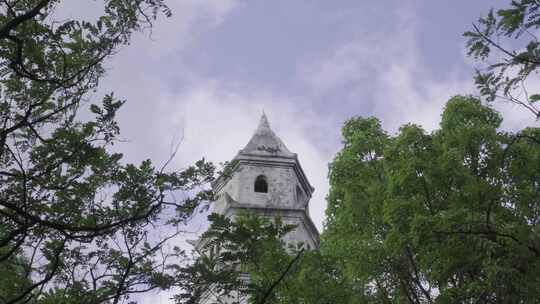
<box><xmin>240</xmin><ymin>113</ymin><xmax>295</xmax><ymax>158</ymax></box>
<box><xmin>195</xmin><ymin>113</ymin><xmax>319</xmax><ymax>303</ymax></box>
<box><xmin>209</xmin><ymin>113</ymin><xmax>319</xmax><ymax>249</ymax></box>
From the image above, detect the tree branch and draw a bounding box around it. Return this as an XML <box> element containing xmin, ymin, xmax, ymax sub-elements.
<box><xmin>258</xmin><ymin>248</ymin><xmax>304</xmax><ymax>304</ymax></box>
<box><xmin>473</xmin><ymin>23</ymin><xmax>540</xmax><ymax>65</ymax></box>
<box><xmin>0</xmin><ymin>0</ymin><xmax>51</xmax><ymax>39</ymax></box>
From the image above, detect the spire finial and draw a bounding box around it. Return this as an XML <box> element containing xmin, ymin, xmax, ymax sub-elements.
<box><xmin>239</xmin><ymin>111</ymin><xmax>294</xmax><ymax>157</ymax></box>
<box><xmin>257</xmin><ymin>111</ymin><xmax>271</xmax><ymax>133</ymax></box>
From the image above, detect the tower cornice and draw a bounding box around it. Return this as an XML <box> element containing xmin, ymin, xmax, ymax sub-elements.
<box><xmin>212</xmin><ymin>152</ymin><xmax>314</xmax><ymax>199</ymax></box>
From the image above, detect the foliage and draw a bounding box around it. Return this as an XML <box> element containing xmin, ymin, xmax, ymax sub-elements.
<box><xmin>0</xmin><ymin>228</ymin><xmax>33</xmax><ymax>303</ymax></box>
<box><xmin>178</xmin><ymin>211</ymin><xmax>365</xmax><ymax>304</ymax></box>
<box><xmin>0</xmin><ymin>1</ymin><xmax>215</xmax><ymax>303</ymax></box>
<box><xmin>465</xmin><ymin>0</ymin><xmax>540</xmax><ymax>118</ymax></box>
<box><xmin>324</xmin><ymin>95</ymin><xmax>540</xmax><ymax>303</ymax></box>
<box><xmin>184</xmin><ymin>96</ymin><xmax>539</xmax><ymax>304</ymax></box>
<box><xmin>175</xmin><ymin>212</ymin><xmax>303</xmax><ymax>304</ymax></box>
<box><xmin>256</xmin><ymin>250</ymin><xmax>364</xmax><ymax>304</ymax></box>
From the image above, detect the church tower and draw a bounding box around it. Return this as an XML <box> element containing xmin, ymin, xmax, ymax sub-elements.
<box><xmin>210</xmin><ymin>113</ymin><xmax>319</xmax><ymax>249</ymax></box>
<box><xmin>193</xmin><ymin>114</ymin><xmax>319</xmax><ymax>303</ymax></box>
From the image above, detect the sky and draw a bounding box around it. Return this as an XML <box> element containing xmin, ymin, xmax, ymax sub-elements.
<box><xmin>57</xmin><ymin>1</ymin><xmax>538</xmax><ymax>302</ymax></box>
<box><xmin>60</xmin><ymin>0</ymin><xmax>540</xmax><ymax>232</ymax></box>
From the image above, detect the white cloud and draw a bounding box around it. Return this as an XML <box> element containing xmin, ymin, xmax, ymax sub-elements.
<box><xmin>130</xmin><ymin>0</ymin><xmax>239</xmax><ymax>56</ymax></box>
<box><xmin>53</xmin><ymin>0</ymin><xmax>238</xmax><ymax>56</ymax></box>
<box><xmin>294</xmin><ymin>3</ymin><xmax>538</xmax><ymax>135</ymax></box>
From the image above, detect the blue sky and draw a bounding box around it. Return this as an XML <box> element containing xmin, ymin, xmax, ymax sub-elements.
<box><xmin>57</xmin><ymin>1</ymin><xmax>540</xmax><ymax>302</ymax></box>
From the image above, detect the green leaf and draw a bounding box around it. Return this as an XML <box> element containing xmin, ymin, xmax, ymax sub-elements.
<box><xmin>89</xmin><ymin>104</ymin><xmax>102</xmax><ymax>115</ymax></box>
<box><xmin>530</xmin><ymin>94</ymin><xmax>540</xmax><ymax>102</ymax></box>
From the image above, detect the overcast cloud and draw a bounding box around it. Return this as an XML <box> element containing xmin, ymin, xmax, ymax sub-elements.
<box><xmin>57</xmin><ymin>1</ymin><xmax>538</xmax><ymax>302</ymax></box>
<box><xmin>66</xmin><ymin>0</ymin><xmax>540</xmax><ymax>236</ymax></box>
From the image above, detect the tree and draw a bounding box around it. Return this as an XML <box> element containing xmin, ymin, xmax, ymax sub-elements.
<box><xmin>189</xmin><ymin>96</ymin><xmax>540</xmax><ymax>304</ymax></box>
<box><xmin>0</xmin><ymin>1</ymin><xmax>215</xmax><ymax>303</ymax></box>
<box><xmin>0</xmin><ymin>228</ymin><xmax>33</xmax><ymax>303</ymax></box>
<box><xmin>324</xmin><ymin>95</ymin><xmax>540</xmax><ymax>303</ymax></box>
<box><xmin>465</xmin><ymin>0</ymin><xmax>540</xmax><ymax>119</ymax></box>
<box><xmin>175</xmin><ymin>212</ymin><xmax>300</xmax><ymax>304</ymax></box>
<box><xmin>178</xmin><ymin>211</ymin><xmax>364</xmax><ymax>304</ymax></box>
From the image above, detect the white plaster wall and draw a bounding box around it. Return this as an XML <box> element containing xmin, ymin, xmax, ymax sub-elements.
<box><xmin>234</xmin><ymin>163</ymin><xmax>307</xmax><ymax>209</ymax></box>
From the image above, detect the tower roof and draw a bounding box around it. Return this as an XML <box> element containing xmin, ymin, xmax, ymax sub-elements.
<box><xmin>239</xmin><ymin>113</ymin><xmax>295</xmax><ymax>158</ymax></box>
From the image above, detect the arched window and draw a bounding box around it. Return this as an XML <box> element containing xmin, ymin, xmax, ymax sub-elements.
<box><xmin>254</xmin><ymin>175</ymin><xmax>268</xmax><ymax>193</ymax></box>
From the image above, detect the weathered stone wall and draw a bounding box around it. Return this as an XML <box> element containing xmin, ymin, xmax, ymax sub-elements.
<box><xmin>235</xmin><ymin>163</ymin><xmax>298</xmax><ymax>208</ymax></box>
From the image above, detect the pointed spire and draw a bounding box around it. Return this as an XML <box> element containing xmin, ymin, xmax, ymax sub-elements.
<box><xmin>240</xmin><ymin>113</ymin><xmax>294</xmax><ymax>157</ymax></box>
<box><xmin>255</xmin><ymin>111</ymin><xmax>271</xmax><ymax>135</ymax></box>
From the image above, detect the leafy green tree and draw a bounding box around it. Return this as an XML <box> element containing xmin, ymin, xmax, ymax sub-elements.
<box><xmin>0</xmin><ymin>228</ymin><xmax>33</xmax><ymax>303</ymax></box>
<box><xmin>175</xmin><ymin>212</ymin><xmax>298</xmax><ymax>304</ymax></box>
<box><xmin>465</xmin><ymin>0</ymin><xmax>540</xmax><ymax>118</ymax></box>
<box><xmin>256</xmin><ymin>250</ymin><xmax>364</xmax><ymax>304</ymax></box>
<box><xmin>0</xmin><ymin>1</ymin><xmax>215</xmax><ymax>303</ymax></box>
<box><xmin>324</xmin><ymin>95</ymin><xmax>540</xmax><ymax>303</ymax></box>
<box><xmin>176</xmin><ymin>96</ymin><xmax>539</xmax><ymax>304</ymax></box>
<box><xmin>179</xmin><ymin>212</ymin><xmax>364</xmax><ymax>304</ymax></box>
